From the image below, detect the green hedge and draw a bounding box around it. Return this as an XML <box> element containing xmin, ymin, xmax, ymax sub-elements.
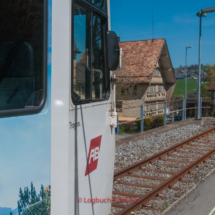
<box><xmin>153</xmin><ymin>116</ymin><xmax>164</xmax><ymax>123</ymax></box>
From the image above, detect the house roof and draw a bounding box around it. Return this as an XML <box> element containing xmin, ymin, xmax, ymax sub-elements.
<box><xmin>207</xmin><ymin>83</ymin><xmax>215</xmax><ymax>91</ymax></box>
<box><xmin>117</xmin><ymin>38</ymin><xmax>176</xmax><ymax>84</ymax></box>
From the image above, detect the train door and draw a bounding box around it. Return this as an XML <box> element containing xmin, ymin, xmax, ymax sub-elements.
<box><xmin>51</xmin><ymin>0</ymin><xmax>119</xmax><ymax>214</ymax></box>
<box><xmin>70</xmin><ymin>1</ymin><xmax>119</xmax><ymax>215</ymax></box>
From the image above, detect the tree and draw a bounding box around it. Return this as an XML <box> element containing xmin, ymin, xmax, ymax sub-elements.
<box><xmin>201</xmin><ymin>65</ymin><xmax>215</xmax><ymax>97</ymax></box>
<box><xmin>204</xmin><ymin>65</ymin><xmax>215</xmax><ymax>86</ymax></box>
<box><xmin>40</xmin><ymin>185</ymin><xmax>45</xmax><ymax>200</ymax></box>
<box><xmin>17</xmin><ymin>183</ymin><xmax>50</xmax><ymax>215</ymax></box>
<box><xmin>18</xmin><ymin>188</ymin><xmax>26</xmax><ymax>210</ymax></box>
<box><xmin>18</xmin><ymin>201</ymin><xmax>22</xmax><ymax>215</ymax></box>
<box><xmin>30</xmin><ymin>182</ymin><xmax>40</xmax><ymax>205</ymax></box>
<box><xmin>201</xmin><ymin>84</ymin><xmax>211</xmax><ymax>97</ymax></box>
<box><xmin>23</xmin><ymin>187</ymin><xmax>30</xmax><ymax>206</ymax></box>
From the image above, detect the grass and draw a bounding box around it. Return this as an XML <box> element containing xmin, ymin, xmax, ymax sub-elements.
<box><xmin>117</xmin><ymin>126</ymin><xmax>138</xmax><ymax>134</ymax></box>
<box><xmin>164</xmin><ymin>201</ymin><xmax>169</xmax><ymax>209</ymax></box>
<box><xmin>173</xmin><ymin>79</ymin><xmax>197</xmax><ymax>98</ymax></box>
<box><xmin>173</xmin><ymin>79</ymin><xmax>208</xmax><ymax>98</ymax></box>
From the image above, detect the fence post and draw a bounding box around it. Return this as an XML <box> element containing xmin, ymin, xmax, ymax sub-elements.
<box><xmin>117</xmin><ymin>115</ymin><xmax>119</xmax><ymax>133</ymax></box>
<box><xmin>164</xmin><ymin>102</ymin><xmax>167</xmax><ymax>126</ymax></box>
<box><xmin>184</xmin><ymin>98</ymin><xmax>186</xmax><ymax>120</ymax></box>
<box><xmin>182</xmin><ymin>99</ymin><xmax>185</xmax><ymax>120</ymax></box>
<box><xmin>141</xmin><ymin>105</ymin><xmax>144</xmax><ymax>133</ymax></box>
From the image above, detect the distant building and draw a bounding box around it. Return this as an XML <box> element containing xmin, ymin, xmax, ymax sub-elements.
<box><xmin>116</xmin><ymin>38</ymin><xmax>177</xmax><ymax>118</ymax></box>
<box><xmin>176</xmin><ymin>77</ymin><xmax>184</xmax><ymax>80</ymax></box>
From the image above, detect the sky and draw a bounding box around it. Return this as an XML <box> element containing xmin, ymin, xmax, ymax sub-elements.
<box><xmin>110</xmin><ymin>0</ymin><xmax>215</xmax><ymax>68</ymax></box>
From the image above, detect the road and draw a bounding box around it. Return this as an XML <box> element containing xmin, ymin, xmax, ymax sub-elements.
<box><xmin>166</xmin><ymin>170</ymin><xmax>215</xmax><ymax>215</ymax></box>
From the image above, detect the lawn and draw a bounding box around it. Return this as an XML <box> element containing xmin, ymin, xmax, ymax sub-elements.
<box><xmin>173</xmin><ymin>79</ymin><xmax>198</xmax><ymax>98</ymax></box>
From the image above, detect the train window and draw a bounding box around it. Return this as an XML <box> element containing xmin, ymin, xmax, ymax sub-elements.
<box><xmin>73</xmin><ymin>1</ymin><xmax>109</xmax><ymax>103</ymax></box>
<box><xmin>73</xmin><ymin>6</ymin><xmax>91</xmax><ymax>100</ymax></box>
<box><xmin>92</xmin><ymin>15</ymin><xmax>105</xmax><ymax>100</ymax></box>
<box><xmin>0</xmin><ymin>1</ymin><xmax>46</xmax><ymax>116</ymax></box>
<box><xmin>86</xmin><ymin>0</ymin><xmax>106</xmax><ymax>11</ymax></box>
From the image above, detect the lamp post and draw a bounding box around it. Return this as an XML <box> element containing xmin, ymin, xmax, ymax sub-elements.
<box><xmin>185</xmin><ymin>46</ymin><xmax>192</xmax><ymax>119</ymax></box>
<box><xmin>196</xmin><ymin>12</ymin><xmax>206</xmax><ymax>119</ymax></box>
<box><xmin>196</xmin><ymin>6</ymin><xmax>215</xmax><ymax>119</ymax></box>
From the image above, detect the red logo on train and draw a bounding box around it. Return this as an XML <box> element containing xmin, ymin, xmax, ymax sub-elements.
<box><xmin>85</xmin><ymin>136</ymin><xmax>102</xmax><ymax>176</ymax></box>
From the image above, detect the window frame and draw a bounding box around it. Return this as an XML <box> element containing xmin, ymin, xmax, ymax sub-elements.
<box><xmin>76</xmin><ymin>0</ymin><xmax>107</xmax><ymax>15</ymax></box>
<box><xmin>72</xmin><ymin>0</ymin><xmax>110</xmax><ymax>105</ymax></box>
<box><xmin>0</xmin><ymin>0</ymin><xmax>48</xmax><ymax>118</ymax></box>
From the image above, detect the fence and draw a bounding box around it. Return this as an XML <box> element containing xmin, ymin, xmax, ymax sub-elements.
<box><xmin>116</xmin><ymin>97</ymin><xmax>213</xmax><ymax>134</ymax></box>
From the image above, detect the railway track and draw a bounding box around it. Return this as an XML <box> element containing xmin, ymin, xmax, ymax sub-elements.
<box><xmin>111</xmin><ymin>127</ymin><xmax>215</xmax><ymax>215</ymax></box>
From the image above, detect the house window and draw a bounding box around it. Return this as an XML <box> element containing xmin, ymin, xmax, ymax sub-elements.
<box><xmin>151</xmin><ymin>103</ymin><xmax>156</xmax><ymax>111</ymax></box>
<box><xmin>121</xmin><ymin>88</ymin><xmax>126</xmax><ymax>96</ymax></box>
<box><xmin>121</xmin><ymin>85</ymin><xmax>137</xmax><ymax>96</ymax></box>
<box><xmin>132</xmin><ymin>85</ymin><xmax>137</xmax><ymax>96</ymax></box>
<box><xmin>148</xmin><ymin>85</ymin><xmax>156</xmax><ymax>94</ymax></box>
<box><xmin>158</xmin><ymin>103</ymin><xmax>164</xmax><ymax>109</ymax></box>
<box><xmin>158</xmin><ymin>85</ymin><xmax>165</xmax><ymax>93</ymax></box>
<box><xmin>146</xmin><ymin>102</ymin><xmax>156</xmax><ymax>111</ymax></box>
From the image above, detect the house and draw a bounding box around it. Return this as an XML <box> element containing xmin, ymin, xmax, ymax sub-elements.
<box><xmin>116</xmin><ymin>38</ymin><xmax>177</xmax><ymax>118</ymax></box>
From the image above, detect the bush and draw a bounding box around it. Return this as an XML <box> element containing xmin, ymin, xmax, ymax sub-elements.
<box><xmin>135</xmin><ymin>117</ymin><xmax>153</xmax><ymax>131</ymax></box>
<box><xmin>119</xmin><ymin>122</ymin><xmax>136</xmax><ymax>133</ymax></box>
<box><xmin>146</xmin><ymin>118</ymin><xmax>152</xmax><ymax>123</ymax></box>
<box><xmin>122</xmin><ymin>122</ymin><xmax>132</xmax><ymax>132</ymax></box>
<box><xmin>153</xmin><ymin>116</ymin><xmax>164</xmax><ymax>124</ymax></box>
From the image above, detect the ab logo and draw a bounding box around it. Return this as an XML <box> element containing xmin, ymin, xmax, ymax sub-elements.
<box><xmin>85</xmin><ymin>136</ymin><xmax>102</xmax><ymax>176</ymax></box>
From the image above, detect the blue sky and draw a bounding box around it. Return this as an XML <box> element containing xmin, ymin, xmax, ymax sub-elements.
<box><xmin>110</xmin><ymin>0</ymin><xmax>215</xmax><ymax>68</ymax></box>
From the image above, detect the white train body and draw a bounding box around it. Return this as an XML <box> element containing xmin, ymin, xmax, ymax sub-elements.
<box><xmin>0</xmin><ymin>0</ymin><xmax>116</xmax><ymax>215</ymax></box>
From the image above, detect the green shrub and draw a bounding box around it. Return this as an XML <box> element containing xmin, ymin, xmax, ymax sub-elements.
<box><xmin>153</xmin><ymin>116</ymin><xmax>164</xmax><ymax>123</ymax></box>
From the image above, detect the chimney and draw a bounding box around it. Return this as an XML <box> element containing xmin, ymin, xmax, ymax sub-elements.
<box><xmin>117</xmin><ymin>36</ymin><xmax>121</xmax><ymax>43</ymax></box>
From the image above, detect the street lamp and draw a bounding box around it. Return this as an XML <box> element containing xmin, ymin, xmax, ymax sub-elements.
<box><xmin>185</xmin><ymin>46</ymin><xmax>192</xmax><ymax>119</ymax></box>
<box><xmin>196</xmin><ymin>6</ymin><xmax>215</xmax><ymax>119</ymax></box>
<box><xmin>196</xmin><ymin>12</ymin><xmax>206</xmax><ymax>119</ymax></box>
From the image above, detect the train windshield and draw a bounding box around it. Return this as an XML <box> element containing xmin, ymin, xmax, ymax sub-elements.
<box><xmin>72</xmin><ymin>0</ymin><xmax>109</xmax><ymax>102</ymax></box>
<box><xmin>0</xmin><ymin>1</ymin><xmax>46</xmax><ymax>115</ymax></box>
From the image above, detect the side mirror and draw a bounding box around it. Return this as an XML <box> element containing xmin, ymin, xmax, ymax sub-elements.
<box><xmin>107</xmin><ymin>31</ymin><xmax>119</xmax><ymax>71</ymax></box>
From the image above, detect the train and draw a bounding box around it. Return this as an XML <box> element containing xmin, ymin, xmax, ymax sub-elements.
<box><xmin>0</xmin><ymin>0</ymin><xmax>119</xmax><ymax>215</ymax></box>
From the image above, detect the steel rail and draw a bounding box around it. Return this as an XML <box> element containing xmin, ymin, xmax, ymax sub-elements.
<box><xmin>116</xmin><ymin>145</ymin><xmax>215</xmax><ymax>214</ymax></box>
<box><xmin>113</xmin><ymin>127</ymin><xmax>215</xmax><ymax>215</ymax></box>
<box><xmin>114</xmin><ymin>127</ymin><xmax>215</xmax><ymax>180</ymax></box>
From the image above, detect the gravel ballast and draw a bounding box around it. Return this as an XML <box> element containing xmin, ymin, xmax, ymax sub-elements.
<box><xmin>115</xmin><ymin>124</ymin><xmax>212</xmax><ymax>172</ymax></box>
<box><xmin>111</xmin><ymin>124</ymin><xmax>215</xmax><ymax>215</ymax></box>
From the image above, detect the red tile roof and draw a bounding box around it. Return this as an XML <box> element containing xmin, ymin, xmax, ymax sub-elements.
<box><xmin>117</xmin><ymin>39</ymin><xmax>165</xmax><ymax>83</ymax></box>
